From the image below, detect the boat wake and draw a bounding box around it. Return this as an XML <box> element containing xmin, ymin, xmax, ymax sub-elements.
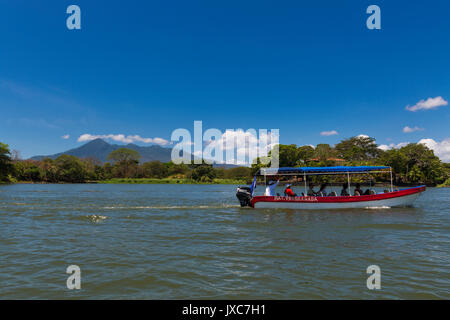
<box><xmin>364</xmin><ymin>206</ymin><xmax>391</xmax><ymax>209</ymax></box>
<box><xmin>102</xmin><ymin>204</ymin><xmax>240</xmax><ymax>210</ymax></box>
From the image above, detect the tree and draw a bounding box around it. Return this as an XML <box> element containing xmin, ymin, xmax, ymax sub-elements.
<box><xmin>335</xmin><ymin>136</ymin><xmax>380</xmax><ymax>161</ymax></box>
<box><xmin>191</xmin><ymin>164</ymin><xmax>216</xmax><ymax>182</ymax></box>
<box><xmin>81</xmin><ymin>157</ymin><xmax>102</xmax><ymax>180</ymax></box>
<box><xmin>102</xmin><ymin>162</ymin><xmax>114</xmax><ymax>180</ymax></box>
<box><xmin>314</xmin><ymin>144</ymin><xmax>334</xmax><ymax>162</ymax></box>
<box><xmin>251</xmin><ymin>156</ymin><xmax>271</xmax><ymax>175</ymax></box>
<box><xmin>54</xmin><ymin>155</ymin><xmax>86</xmax><ymax>182</ymax></box>
<box><xmin>379</xmin><ymin>149</ymin><xmax>408</xmax><ymax>184</ymax></box>
<box><xmin>213</xmin><ymin>167</ymin><xmax>226</xmax><ymax>178</ymax></box>
<box><xmin>107</xmin><ymin>148</ymin><xmax>140</xmax><ymax>178</ymax></box>
<box><xmin>0</xmin><ymin>142</ymin><xmax>14</xmax><ymax>181</ymax></box>
<box><xmin>141</xmin><ymin>161</ymin><xmax>169</xmax><ymax>178</ymax></box>
<box><xmin>297</xmin><ymin>145</ymin><xmax>315</xmax><ymax>164</ymax></box>
<box><xmin>38</xmin><ymin>158</ymin><xmax>58</xmax><ymax>182</ymax></box>
<box><xmin>378</xmin><ymin>143</ymin><xmax>445</xmax><ymax>184</ymax></box>
<box><xmin>223</xmin><ymin>166</ymin><xmax>252</xmax><ymax>180</ymax></box>
<box><xmin>407</xmin><ymin>165</ymin><xmax>425</xmax><ymax>183</ymax></box>
<box><xmin>107</xmin><ymin>148</ymin><xmax>140</xmax><ymax>163</ymax></box>
<box><xmin>273</xmin><ymin>144</ymin><xmax>298</xmax><ymax>167</ymax></box>
<box><xmin>165</xmin><ymin>161</ymin><xmax>189</xmax><ymax>176</ymax></box>
<box><xmin>14</xmin><ymin>160</ymin><xmax>41</xmax><ymax>181</ymax></box>
<box><xmin>400</xmin><ymin>143</ymin><xmax>445</xmax><ymax>184</ymax></box>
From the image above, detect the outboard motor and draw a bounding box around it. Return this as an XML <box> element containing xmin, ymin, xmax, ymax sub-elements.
<box><xmin>236</xmin><ymin>186</ymin><xmax>252</xmax><ymax>207</ymax></box>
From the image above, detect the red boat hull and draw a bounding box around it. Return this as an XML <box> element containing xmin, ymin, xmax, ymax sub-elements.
<box><xmin>250</xmin><ymin>186</ymin><xmax>426</xmax><ymax>209</ymax></box>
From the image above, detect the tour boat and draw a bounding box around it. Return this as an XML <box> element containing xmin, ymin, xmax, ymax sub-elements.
<box><xmin>236</xmin><ymin>166</ymin><xmax>425</xmax><ymax>209</ymax></box>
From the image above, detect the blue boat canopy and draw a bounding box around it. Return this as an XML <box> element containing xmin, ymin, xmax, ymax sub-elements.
<box><xmin>260</xmin><ymin>166</ymin><xmax>390</xmax><ymax>175</ymax></box>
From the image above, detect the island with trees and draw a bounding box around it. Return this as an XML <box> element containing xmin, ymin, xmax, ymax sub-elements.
<box><xmin>1</xmin><ymin>136</ymin><xmax>449</xmax><ymax>186</ymax></box>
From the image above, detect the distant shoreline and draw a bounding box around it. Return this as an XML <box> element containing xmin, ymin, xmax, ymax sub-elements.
<box><xmin>5</xmin><ymin>179</ymin><xmax>447</xmax><ymax>187</ymax></box>
<box><xmin>98</xmin><ymin>178</ymin><xmax>248</xmax><ymax>184</ymax></box>
<box><xmin>8</xmin><ymin>178</ymin><xmax>249</xmax><ymax>185</ymax></box>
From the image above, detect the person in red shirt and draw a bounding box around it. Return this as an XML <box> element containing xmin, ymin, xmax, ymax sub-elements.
<box><xmin>284</xmin><ymin>184</ymin><xmax>295</xmax><ymax>197</ymax></box>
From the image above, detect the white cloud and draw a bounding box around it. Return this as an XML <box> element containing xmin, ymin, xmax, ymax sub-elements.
<box><xmin>378</xmin><ymin>138</ymin><xmax>450</xmax><ymax>163</ymax></box>
<box><xmin>378</xmin><ymin>142</ymin><xmax>409</xmax><ymax>151</ymax></box>
<box><xmin>418</xmin><ymin>138</ymin><xmax>450</xmax><ymax>162</ymax></box>
<box><xmin>77</xmin><ymin>134</ymin><xmax>170</xmax><ymax>145</ymax></box>
<box><xmin>406</xmin><ymin>96</ymin><xmax>448</xmax><ymax>112</ymax></box>
<box><xmin>201</xmin><ymin>129</ymin><xmax>279</xmax><ymax>166</ymax></box>
<box><xmin>320</xmin><ymin>130</ymin><xmax>338</xmax><ymax>136</ymax></box>
<box><xmin>61</xmin><ymin>134</ymin><xmax>70</xmax><ymax>139</ymax></box>
<box><xmin>378</xmin><ymin>145</ymin><xmax>390</xmax><ymax>151</ymax></box>
<box><xmin>152</xmin><ymin>137</ymin><xmax>170</xmax><ymax>145</ymax></box>
<box><xmin>403</xmin><ymin>126</ymin><xmax>424</xmax><ymax>133</ymax></box>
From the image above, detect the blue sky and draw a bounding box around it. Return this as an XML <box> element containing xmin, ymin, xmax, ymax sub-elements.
<box><xmin>0</xmin><ymin>0</ymin><xmax>449</xmax><ymax>160</ymax></box>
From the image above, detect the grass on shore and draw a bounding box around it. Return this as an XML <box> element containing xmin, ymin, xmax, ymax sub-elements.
<box><xmin>437</xmin><ymin>178</ymin><xmax>450</xmax><ymax>188</ymax></box>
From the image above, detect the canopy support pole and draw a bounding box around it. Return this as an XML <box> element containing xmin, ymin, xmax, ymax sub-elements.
<box><xmin>347</xmin><ymin>172</ymin><xmax>351</xmax><ymax>194</ymax></box>
<box><xmin>304</xmin><ymin>173</ymin><xmax>307</xmax><ymax>195</ymax></box>
<box><xmin>390</xmin><ymin>168</ymin><xmax>393</xmax><ymax>192</ymax></box>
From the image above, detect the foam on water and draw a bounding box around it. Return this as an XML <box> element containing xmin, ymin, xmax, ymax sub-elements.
<box><xmin>102</xmin><ymin>204</ymin><xmax>240</xmax><ymax>210</ymax></box>
<box><xmin>86</xmin><ymin>214</ymin><xmax>108</xmax><ymax>223</ymax></box>
<box><xmin>364</xmin><ymin>206</ymin><xmax>391</xmax><ymax>209</ymax></box>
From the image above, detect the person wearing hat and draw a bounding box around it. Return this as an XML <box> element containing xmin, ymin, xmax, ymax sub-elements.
<box><xmin>265</xmin><ymin>177</ymin><xmax>279</xmax><ymax>196</ymax></box>
<box><xmin>284</xmin><ymin>184</ymin><xmax>295</xmax><ymax>197</ymax></box>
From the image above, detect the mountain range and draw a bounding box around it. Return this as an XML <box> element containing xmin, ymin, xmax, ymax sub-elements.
<box><xmin>30</xmin><ymin>139</ymin><xmax>238</xmax><ymax>167</ymax></box>
<box><xmin>30</xmin><ymin>139</ymin><xmax>173</xmax><ymax>163</ymax></box>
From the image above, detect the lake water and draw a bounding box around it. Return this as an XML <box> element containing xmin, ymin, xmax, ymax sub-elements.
<box><xmin>0</xmin><ymin>183</ymin><xmax>449</xmax><ymax>299</ymax></box>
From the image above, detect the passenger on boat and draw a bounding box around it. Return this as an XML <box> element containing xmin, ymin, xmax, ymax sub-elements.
<box><xmin>307</xmin><ymin>183</ymin><xmax>316</xmax><ymax>196</ymax></box>
<box><xmin>340</xmin><ymin>183</ymin><xmax>350</xmax><ymax>196</ymax></box>
<box><xmin>265</xmin><ymin>178</ymin><xmax>279</xmax><ymax>196</ymax></box>
<box><xmin>354</xmin><ymin>183</ymin><xmax>364</xmax><ymax>196</ymax></box>
<box><xmin>318</xmin><ymin>183</ymin><xmax>328</xmax><ymax>196</ymax></box>
<box><xmin>284</xmin><ymin>184</ymin><xmax>295</xmax><ymax>197</ymax></box>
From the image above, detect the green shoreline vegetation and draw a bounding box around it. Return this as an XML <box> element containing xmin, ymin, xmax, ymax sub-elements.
<box><xmin>1</xmin><ymin>137</ymin><xmax>449</xmax><ymax>186</ymax></box>
<box><xmin>99</xmin><ymin>178</ymin><xmax>247</xmax><ymax>184</ymax></box>
<box><xmin>11</xmin><ymin>178</ymin><xmax>247</xmax><ymax>185</ymax></box>
<box><xmin>437</xmin><ymin>178</ymin><xmax>450</xmax><ymax>188</ymax></box>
